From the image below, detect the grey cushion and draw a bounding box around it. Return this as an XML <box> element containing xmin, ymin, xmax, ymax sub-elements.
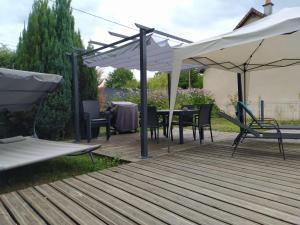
<box><xmin>0</xmin><ymin>136</ymin><xmax>26</xmax><ymax>144</ymax></box>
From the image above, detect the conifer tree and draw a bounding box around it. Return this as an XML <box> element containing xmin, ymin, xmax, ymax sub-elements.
<box><xmin>15</xmin><ymin>0</ymin><xmax>97</xmax><ymax>139</ymax></box>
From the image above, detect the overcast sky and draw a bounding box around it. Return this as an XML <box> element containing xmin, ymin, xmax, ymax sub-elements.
<box><xmin>0</xmin><ymin>0</ymin><xmax>299</xmax><ymax>77</ymax></box>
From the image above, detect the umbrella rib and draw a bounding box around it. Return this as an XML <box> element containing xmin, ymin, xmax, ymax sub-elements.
<box><xmin>190</xmin><ymin>57</ymin><xmax>243</xmax><ymax>71</ymax></box>
<box><xmin>244</xmin><ymin>39</ymin><xmax>264</xmax><ymax>70</ymax></box>
<box><xmin>247</xmin><ymin>59</ymin><xmax>300</xmax><ymax>71</ymax></box>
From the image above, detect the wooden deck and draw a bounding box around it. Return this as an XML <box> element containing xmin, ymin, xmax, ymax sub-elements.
<box><xmin>92</xmin><ymin>129</ymin><xmax>237</xmax><ymax>162</ymax></box>
<box><xmin>1</xmin><ymin>132</ymin><xmax>300</xmax><ymax>224</ymax></box>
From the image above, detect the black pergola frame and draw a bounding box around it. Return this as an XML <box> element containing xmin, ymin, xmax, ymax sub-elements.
<box><xmin>70</xmin><ymin>24</ymin><xmax>193</xmax><ymax>159</ymax></box>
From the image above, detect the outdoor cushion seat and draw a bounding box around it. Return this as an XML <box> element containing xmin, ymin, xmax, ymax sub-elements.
<box><xmin>0</xmin><ymin>136</ymin><xmax>101</xmax><ymax>171</ymax></box>
<box><xmin>0</xmin><ymin>136</ymin><xmax>25</xmax><ymax>144</ymax></box>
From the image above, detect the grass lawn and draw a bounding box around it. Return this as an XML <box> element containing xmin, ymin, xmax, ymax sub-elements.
<box><xmin>211</xmin><ymin>117</ymin><xmax>240</xmax><ymax>132</ymax></box>
<box><xmin>0</xmin><ymin>154</ymin><xmax>122</xmax><ymax>194</ymax></box>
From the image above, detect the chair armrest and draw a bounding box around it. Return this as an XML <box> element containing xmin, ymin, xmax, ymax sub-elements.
<box><xmin>83</xmin><ymin>112</ymin><xmax>90</xmax><ymax>121</ymax></box>
<box><xmin>99</xmin><ymin>111</ymin><xmax>111</xmax><ymax>120</ymax></box>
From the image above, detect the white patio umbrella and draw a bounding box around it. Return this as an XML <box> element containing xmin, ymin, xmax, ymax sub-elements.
<box><xmin>169</xmin><ymin>7</ymin><xmax>300</xmax><ymax>128</ymax></box>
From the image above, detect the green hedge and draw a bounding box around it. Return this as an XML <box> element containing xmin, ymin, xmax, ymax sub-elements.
<box><xmin>110</xmin><ymin>88</ymin><xmax>220</xmax><ymax>116</ymax></box>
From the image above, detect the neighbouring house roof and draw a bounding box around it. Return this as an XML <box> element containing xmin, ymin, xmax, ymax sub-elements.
<box><xmin>234</xmin><ymin>8</ymin><xmax>265</xmax><ymax>30</ymax></box>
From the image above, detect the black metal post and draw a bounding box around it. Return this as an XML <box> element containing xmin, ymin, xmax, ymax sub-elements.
<box><xmin>237</xmin><ymin>73</ymin><xmax>244</xmax><ymax>124</ymax></box>
<box><xmin>167</xmin><ymin>72</ymin><xmax>171</xmax><ymax>107</ymax></box>
<box><xmin>243</xmin><ymin>64</ymin><xmax>247</xmax><ymax>122</ymax></box>
<box><xmin>139</xmin><ymin>28</ymin><xmax>148</xmax><ymax>159</ymax></box>
<box><xmin>260</xmin><ymin>99</ymin><xmax>264</xmax><ymax>120</ymax></box>
<box><xmin>71</xmin><ymin>52</ymin><xmax>80</xmax><ymax>142</ymax></box>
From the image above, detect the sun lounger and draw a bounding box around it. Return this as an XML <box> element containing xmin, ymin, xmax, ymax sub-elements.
<box><xmin>219</xmin><ymin>111</ymin><xmax>300</xmax><ymax>160</ymax></box>
<box><xmin>0</xmin><ymin>136</ymin><xmax>101</xmax><ymax>171</ymax></box>
<box><xmin>237</xmin><ymin>101</ymin><xmax>300</xmax><ymax>130</ymax></box>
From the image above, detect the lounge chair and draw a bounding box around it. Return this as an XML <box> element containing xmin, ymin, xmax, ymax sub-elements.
<box><xmin>237</xmin><ymin>101</ymin><xmax>300</xmax><ymax>130</ymax></box>
<box><xmin>0</xmin><ymin>69</ymin><xmax>101</xmax><ymax>172</ymax></box>
<box><xmin>219</xmin><ymin>111</ymin><xmax>300</xmax><ymax>160</ymax></box>
<box><xmin>0</xmin><ymin>136</ymin><xmax>101</xmax><ymax>171</ymax></box>
<box><xmin>236</xmin><ymin>101</ymin><xmax>300</xmax><ymax>144</ymax></box>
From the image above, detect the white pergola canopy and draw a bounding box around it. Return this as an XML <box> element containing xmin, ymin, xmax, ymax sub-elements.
<box><xmin>83</xmin><ymin>36</ymin><xmax>203</xmax><ymax>72</ymax></box>
<box><xmin>169</xmin><ymin>7</ymin><xmax>300</xmax><ymax>121</ymax></box>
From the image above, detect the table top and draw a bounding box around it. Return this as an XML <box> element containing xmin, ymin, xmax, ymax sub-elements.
<box><xmin>157</xmin><ymin>109</ymin><xmax>199</xmax><ymax>115</ymax></box>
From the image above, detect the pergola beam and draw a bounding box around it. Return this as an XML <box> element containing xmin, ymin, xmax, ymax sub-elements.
<box><xmin>135</xmin><ymin>23</ymin><xmax>193</xmax><ymax>44</ymax></box>
<box><xmin>88</xmin><ymin>40</ymin><xmax>117</xmax><ymax>48</ymax></box>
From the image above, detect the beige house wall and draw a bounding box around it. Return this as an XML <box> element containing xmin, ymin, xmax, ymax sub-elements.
<box><xmin>204</xmin><ymin>66</ymin><xmax>300</xmax><ymax>120</ymax></box>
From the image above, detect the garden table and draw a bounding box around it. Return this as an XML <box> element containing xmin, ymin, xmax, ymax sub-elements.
<box><xmin>157</xmin><ymin>109</ymin><xmax>199</xmax><ymax>144</ymax></box>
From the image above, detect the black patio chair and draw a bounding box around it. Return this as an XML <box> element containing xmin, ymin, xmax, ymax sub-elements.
<box><xmin>170</xmin><ymin>105</ymin><xmax>198</xmax><ymax>141</ymax></box>
<box><xmin>147</xmin><ymin>106</ymin><xmax>160</xmax><ymax>143</ymax></box>
<box><xmin>197</xmin><ymin>104</ymin><xmax>214</xmax><ymax>144</ymax></box>
<box><xmin>219</xmin><ymin>111</ymin><xmax>300</xmax><ymax>160</ymax></box>
<box><xmin>82</xmin><ymin>100</ymin><xmax>111</xmax><ymax>142</ymax></box>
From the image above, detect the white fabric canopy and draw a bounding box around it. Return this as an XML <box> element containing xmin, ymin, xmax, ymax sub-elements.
<box><xmin>0</xmin><ymin>68</ymin><xmax>63</xmax><ymax>112</ymax></box>
<box><xmin>169</xmin><ymin>7</ymin><xmax>300</xmax><ymax>126</ymax></box>
<box><xmin>83</xmin><ymin>36</ymin><xmax>202</xmax><ymax>72</ymax></box>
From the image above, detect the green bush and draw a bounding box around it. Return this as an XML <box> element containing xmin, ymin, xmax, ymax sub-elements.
<box><xmin>110</xmin><ymin>88</ymin><xmax>219</xmax><ymax>115</ymax></box>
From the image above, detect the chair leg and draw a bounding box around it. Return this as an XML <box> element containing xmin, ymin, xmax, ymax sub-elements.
<box><xmin>232</xmin><ymin>133</ymin><xmax>242</xmax><ymax>157</ymax></box>
<box><xmin>199</xmin><ymin>127</ymin><xmax>202</xmax><ymax>144</ymax></box>
<box><xmin>106</xmin><ymin>124</ymin><xmax>110</xmax><ymax>141</ymax></box>
<box><xmin>150</xmin><ymin>128</ymin><xmax>153</xmax><ymax>140</ymax></box>
<box><xmin>192</xmin><ymin>126</ymin><xmax>196</xmax><ymax>141</ymax></box>
<box><xmin>154</xmin><ymin>128</ymin><xmax>157</xmax><ymax>140</ymax></box>
<box><xmin>209</xmin><ymin>125</ymin><xmax>213</xmax><ymax>142</ymax></box>
<box><xmin>240</xmin><ymin>130</ymin><xmax>248</xmax><ymax>143</ymax></box>
<box><xmin>157</xmin><ymin>127</ymin><xmax>159</xmax><ymax>144</ymax></box>
<box><xmin>170</xmin><ymin>126</ymin><xmax>174</xmax><ymax>141</ymax></box>
<box><xmin>89</xmin><ymin>152</ymin><xmax>95</xmax><ymax>164</ymax></box>
<box><xmin>280</xmin><ymin>138</ymin><xmax>285</xmax><ymax>160</ymax></box>
<box><xmin>277</xmin><ymin>139</ymin><xmax>282</xmax><ymax>153</ymax></box>
<box><xmin>87</xmin><ymin>122</ymin><xmax>91</xmax><ymax>143</ymax></box>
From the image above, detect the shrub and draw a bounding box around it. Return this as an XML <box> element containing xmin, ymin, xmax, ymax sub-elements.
<box><xmin>109</xmin><ymin>88</ymin><xmax>219</xmax><ymax>116</ymax></box>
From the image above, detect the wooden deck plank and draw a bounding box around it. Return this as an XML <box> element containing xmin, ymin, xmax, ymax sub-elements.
<box><xmin>51</xmin><ymin>180</ymin><xmax>137</xmax><ymax>225</ymax></box>
<box><xmin>169</xmin><ymin>152</ymin><xmax>300</xmax><ymax>185</ymax></box>
<box><xmin>154</xmin><ymin>157</ymin><xmax>300</xmax><ymax>208</ymax></box>
<box><xmin>1</xmin><ymin>192</ymin><xmax>46</xmax><ymax>225</ymax></box>
<box><xmin>88</xmin><ymin>171</ymin><xmax>227</xmax><ymax>225</ymax></box>
<box><xmin>126</xmin><ymin>163</ymin><xmax>300</xmax><ymax>224</ymax></box>
<box><xmin>100</xmin><ymin>169</ymin><xmax>259</xmax><ymax>225</ymax></box>
<box><xmin>177</xmin><ymin>150</ymin><xmax>300</xmax><ymax>180</ymax></box>
<box><xmin>116</xmin><ymin>165</ymin><xmax>291</xmax><ymax>225</ymax></box>
<box><xmin>145</xmin><ymin>159</ymin><xmax>300</xmax><ymax>213</ymax></box>
<box><xmin>0</xmin><ymin>200</ymin><xmax>16</xmax><ymax>225</ymax></box>
<box><xmin>2</xmin><ymin>131</ymin><xmax>300</xmax><ymax>225</ymax></box>
<box><xmin>35</xmin><ymin>184</ymin><xmax>105</xmax><ymax>225</ymax></box>
<box><xmin>18</xmin><ymin>187</ymin><xmax>75</xmax><ymax>225</ymax></box>
<box><xmin>184</xmin><ymin>144</ymin><xmax>300</xmax><ymax>166</ymax></box>
<box><xmin>148</xmin><ymin>158</ymin><xmax>300</xmax><ymax>199</ymax></box>
<box><xmin>64</xmin><ymin>177</ymin><xmax>167</xmax><ymax>225</ymax></box>
<box><xmin>185</xmin><ymin>146</ymin><xmax>300</xmax><ymax>171</ymax></box>
<box><xmin>77</xmin><ymin>174</ymin><xmax>197</xmax><ymax>225</ymax></box>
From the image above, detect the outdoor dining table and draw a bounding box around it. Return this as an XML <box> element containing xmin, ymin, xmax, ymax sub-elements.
<box><xmin>157</xmin><ymin>109</ymin><xmax>199</xmax><ymax>144</ymax></box>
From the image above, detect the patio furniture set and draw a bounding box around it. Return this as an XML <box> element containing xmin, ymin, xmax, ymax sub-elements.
<box><xmin>83</xmin><ymin>100</ymin><xmax>214</xmax><ymax>145</ymax></box>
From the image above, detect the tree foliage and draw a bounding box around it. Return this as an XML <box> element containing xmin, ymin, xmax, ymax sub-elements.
<box><xmin>147</xmin><ymin>72</ymin><xmax>168</xmax><ymax>90</ymax></box>
<box><xmin>0</xmin><ymin>44</ymin><xmax>16</xmax><ymax>68</ymax></box>
<box><xmin>106</xmin><ymin>68</ymin><xmax>138</xmax><ymax>89</ymax></box>
<box><xmin>15</xmin><ymin>0</ymin><xmax>97</xmax><ymax>139</ymax></box>
<box><xmin>179</xmin><ymin>69</ymin><xmax>203</xmax><ymax>89</ymax></box>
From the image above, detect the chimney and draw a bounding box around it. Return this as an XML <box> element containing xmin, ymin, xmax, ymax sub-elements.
<box><xmin>263</xmin><ymin>0</ymin><xmax>274</xmax><ymax>16</ymax></box>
